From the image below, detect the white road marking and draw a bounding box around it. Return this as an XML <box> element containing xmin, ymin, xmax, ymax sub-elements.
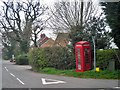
<box><xmin>16</xmin><ymin>78</ymin><xmax>25</xmax><ymax>85</ymax></box>
<box><xmin>113</xmin><ymin>87</ymin><xmax>120</xmax><ymax>89</ymax></box>
<box><xmin>5</xmin><ymin>67</ymin><xmax>8</xmax><ymax>72</ymax></box>
<box><xmin>41</xmin><ymin>78</ymin><xmax>66</xmax><ymax>85</ymax></box>
<box><xmin>10</xmin><ymin>73</ymin><xmax>15</xmax><ymax>77</ymax></box>
<box><xmin>4</xmin><ymin>67</ymin><xmax>25</xmax><ymax>85</ymax></box>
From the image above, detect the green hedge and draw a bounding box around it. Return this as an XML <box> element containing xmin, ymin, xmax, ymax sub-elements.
<box><xmin>96</xmin><ymin>49</ymin><xmax>120</xmax><ymax>70</ymax></box>
<box><xmin>15</xmin><ymin>54</ymin><xmax>29</xmax><ymax>65</ymax></box>
<box><xmin>3</xmin><ymin>56</ymin><xmax>9</xmax><ymax>60</ymax></box>
<box><xmin>28</xmin><ymin>47</ymin><xmax>75</xmax><ymax>70</ymax></box>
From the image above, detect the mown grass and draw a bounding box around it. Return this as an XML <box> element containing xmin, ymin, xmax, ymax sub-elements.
<box><xmin>31</xmin><ymin>68</ymin><xmax>120</xmax><ymax>79</ymax></box>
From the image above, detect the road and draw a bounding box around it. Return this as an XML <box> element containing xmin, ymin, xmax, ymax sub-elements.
<box><xmin>2</xmin><ymin>60</ymin><xmax>119</xmax><ymax>89</ymax></box>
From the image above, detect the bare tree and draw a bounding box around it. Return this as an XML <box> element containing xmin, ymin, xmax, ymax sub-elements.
<box><xmin>31</xmin><ymin>22</ymin><xmax>44</xmax><ymax>47</ymax></box>
<box><xmin>0</xmin><ymin>0</ymin><xmax>47</xmax><ymax>53</ymax></box>
<box><xmin>48</xmin><ymin>0</ymin><xmax>97</xmax><ymax>32</ymax></box>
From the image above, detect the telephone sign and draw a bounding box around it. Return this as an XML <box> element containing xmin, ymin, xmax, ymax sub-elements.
<box><xmin>75</xmin><ymin>41</ymin><xmax>91</xmax><ymax>72</ymax></box>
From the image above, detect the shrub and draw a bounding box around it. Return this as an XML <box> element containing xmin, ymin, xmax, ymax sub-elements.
<box><xmin>28</xmin><ymin>47</ymin><xmax>75</xmax><ymax>70</ymax></box>
<box><xmin>15</xmin><ymin>54</ymin><xmax>29</xmax><ymax>65</ymax></box>
<box><xmin>96</xmin><ymin>49</ymin><xmax>120</xmax><ymax>70</ymax></box>
<box><xmin>49</xmin><ymin>47</ymin><xmax>75</xmax><ymax>70</ymax></box>
<box><xmin>28</xmin><ymin>48</ymin><xmax>50</xmax><ymax>69</ymax></box>
<box><xmin>3</xmin><ymin>56</ymin><xmax>9</xmax><ymax>60</ymax></box>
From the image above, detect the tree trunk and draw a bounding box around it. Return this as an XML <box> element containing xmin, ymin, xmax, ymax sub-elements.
<box><xmin>34</xmin><ymin>34</ymin><xmax>38</xmax><ymax>47</ymax></box>
<box><xmin>34</xmin><ymin>41</ymin><xmax>38</xmax><ymax>47</ymax></box>
<box><xmin>80</xmin><ymin>1</ymin><xmax>84</xmax><ymax>27</ymax></box>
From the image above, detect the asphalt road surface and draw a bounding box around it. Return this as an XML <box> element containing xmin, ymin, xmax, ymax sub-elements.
<box><xmin>2</xmin><ymin>60</ymin><xmax>119</xmax><ymax>89</ymax></box>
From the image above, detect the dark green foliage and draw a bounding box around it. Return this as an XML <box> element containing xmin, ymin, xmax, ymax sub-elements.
<box><xmin>28</xmin><ymin>47</ymin><xmax>75</xmax><ymax>70</ymax></box>
<box><xmin>28</xmin><ymin>48</ymin><xmax>50</xmax><ymax>69</ymax></box>
<box><xmin>69</xmin><ymin>26</ymin><xmax>91</xmax><ymax>52</ymax></box>
<box><xmin>19</xmin><ymin>41</ymin><xmax>30</xmax><ymax>54</ymax></box>
<box><xmin>15</xmin><ymin>54</ymin><xmax>29</xmax><ymax>65</ymax></box>
<box><xmin>2</xmin><ymin>40</ymin><xmax>17</xmax><ymax>60</ymax></box>
<box><xmin>101</xmin><ymin>2</ymin><xmax>120</xmax><ymax>49</ymax></box>
<box><xmin>3</xmin><ymin>56</ymin><xmax>9</xmax><ymax>60</ymax></box>
<box><xmin>69</xmin><ymin>16</ymin><xmax>111</xmax><ymax>51</ymax></box>
<box><xmin>96</xmin><ymin>49</ymin><xmax>120</xmax><ymax>70</ymax></box>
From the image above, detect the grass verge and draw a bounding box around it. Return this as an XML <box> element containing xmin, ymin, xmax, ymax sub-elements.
<box><xmin>31</xmin><ymin>68</ymin><xmax>120</xmax><ymax>79</ymax></box>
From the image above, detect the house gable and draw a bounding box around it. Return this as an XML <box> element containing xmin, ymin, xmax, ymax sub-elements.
<box><xmin>41</xmin><ymin>38</ymin><xmax>55</xmax><ymax>47</ymax></box>
<box><xmin>37</xmin><ymin>34</ymin><xmax>55</xmax><ymax>48</ymax></box>
<box><xmin>55</xmin><ymin>33</ymin><xmax>70</xmax><ymax>46</ymax></box>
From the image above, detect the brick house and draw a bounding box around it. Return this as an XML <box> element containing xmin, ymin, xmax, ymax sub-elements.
<box><xmin>54</xmin><ymin>33</ymin><xmax>70</xmax><ymax>46</ymax></box>
<box><xmin>30</xmin><ymin>33</ymin><xmax>70</xmax><ymax>49</ymax></box>
<box><xmin>37</xmin><ymin>34</ymin><xmax>55</xmax><ymax>48</ymax></box>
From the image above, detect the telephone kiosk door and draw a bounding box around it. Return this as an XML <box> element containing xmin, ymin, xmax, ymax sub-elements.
<box><xmin>84</xmin><ymin>46</ymin><xmax>91</xmax><ymax>71</ymax></box>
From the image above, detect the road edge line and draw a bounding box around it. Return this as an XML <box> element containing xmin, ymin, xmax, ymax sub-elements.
<box><xmin>10</xmin><ymin>73</ymin><xmax>15</xmax><ymax>77</ymax></box>
<box><xmin>16</xmin><ymin>78</ymin><xmax>25</xmax><ymax>85</ymax></box>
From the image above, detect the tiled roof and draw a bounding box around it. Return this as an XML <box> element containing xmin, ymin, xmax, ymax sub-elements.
<box><xmin>36</xmin><ymin>34</ymin><xmax>55</xmax><ymax>48</ymax></box>
<box><xmin>55</xmin><ymin>33</ymin><xmax>70</xmax><ymax>46</ymax></box>
<box><xmin>41</xmin><ymin>38</ymin><xmax>55</xmax><ymax>47</ymax></box>
<box><xmin>38</xmin><ymin>38</ymin><xmax>49</xmax><ymax>47</ymax></box>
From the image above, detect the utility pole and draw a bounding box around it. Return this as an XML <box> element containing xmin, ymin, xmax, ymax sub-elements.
<box><xmin>92</xmin><ymin>36</ymin><xmax>96</xmax><ymax>72</ymax></box>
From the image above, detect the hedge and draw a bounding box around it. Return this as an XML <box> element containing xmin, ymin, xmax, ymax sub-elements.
<box><xmin>15</xmin><ymin>54</ymin><xmax>29</xmax><ymax>65</ymax></box>
<box><xmin>96</xmin><ymin>49</ymin><xmax>120</xmax><ymax>70</ymax></box>
<box><xmin>28</xmin><ymin>47</ymin><xmax>75</xmax><ymax>70</ymax></box>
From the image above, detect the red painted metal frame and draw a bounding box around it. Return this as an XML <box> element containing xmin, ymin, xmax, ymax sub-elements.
<box><xmin>75</xmin><ymin>41</ymin><xmax>91</xmax><ymax>72</ymax></box>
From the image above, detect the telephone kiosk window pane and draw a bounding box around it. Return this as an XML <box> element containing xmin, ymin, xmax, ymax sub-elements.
<box><xmin>77</xmin><ymin>49</ymin><xmax>80</xmax><ymax>52</ymax></box>
<box><xmin>78</xmin><ymin>64</ymin><xmax>81</xmax><ymax>70</ymax></box>
<box><xmin>78</xmin><ymin>55</ymin><xmax>81</xmax><ymax>58</ymax></box>
<box><xmin>78</xmin><ymin>58</ymin><xmax>80</xmax><ymax>60</ymax></box>
<box><xmin>77</xmin><ymin>55</ymin><xmax>81</xmax><ymax>59</ymax></box>
<box><xmin>85</xmin><ymin>48</ymin><xmax>89</xmax><ymax>53</ymax></box>
<box><xmin>78</xmin><ymin>62</ymin><xmax>81</xmax><ymax>64</ymax></box>
<box><xmin>77</xmin><ymin>50</ymin><xmax>80</xmax><ymax>53</ymax></box>
<box><xmin>77</xmin><ymin>57</ymin><xmax>81</xmax><ymax>62</ymax></box>
<box><xmin>77</xmin><ymin>54</ymin><xmax>80</xmax><ymax>56</ymax></box>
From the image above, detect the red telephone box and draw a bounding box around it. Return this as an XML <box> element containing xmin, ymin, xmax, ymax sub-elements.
<box><xmin>75</xmin><ymin>41</ymin><xmax>91</xmax><ymax>72</ymax></box>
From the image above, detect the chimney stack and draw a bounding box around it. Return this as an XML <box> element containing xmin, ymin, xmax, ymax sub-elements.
<box><xmin>41</xmin><ymin>34</ymin><xmax>45</xmax><ymax>39</ymax></box>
